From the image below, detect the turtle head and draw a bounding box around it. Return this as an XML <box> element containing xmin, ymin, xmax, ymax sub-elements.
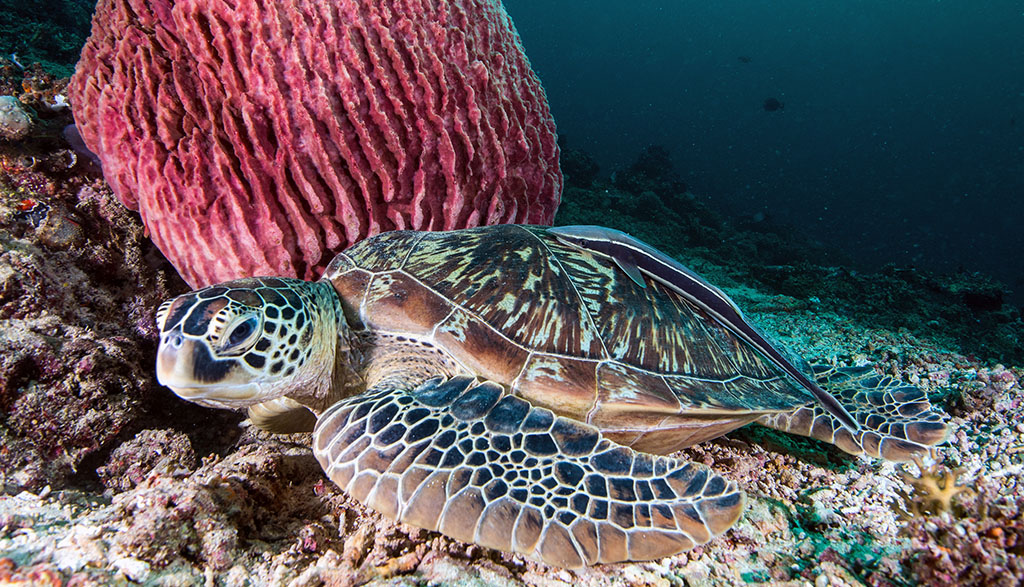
<box><xmin>155</xmin><ymin>277</ymin><xmax>345</xmax><ymax>410</ymax></box>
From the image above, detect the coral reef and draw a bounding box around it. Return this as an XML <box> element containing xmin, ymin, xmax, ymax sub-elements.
<box><xmin>558</xmin><ymin>136</ymin><xmax>601</xmax><ymax>189</ymax></box>
<box><xmin>97</xmin><ymin>428</ymin><xmax>197</xmax><ymax>493</ymax></box>
<box><xmin>70</xmin><ymin>0</ymin><xmax>562</xmax><ymax>288</ymax></box>
<box><xmin>899</xmin><ymin>472</ymin><xmax>1024</xmax><ymax>585</ymax></box>
<box><xmin>2</xmin><ymin>61</ymin><xmax>1024</xmax><ymax>585</ymax></box>
<box><xmin>0</xmin><ymin>60</ymin><xmax>70</xmax><ymax>121</ymax></box>
<box><xmin>0</xmin><ymin>62</ymin><xmax>203</xmax><ymax>492</ymax></box>
<box><xmin>612</xmin><ymin>145</ymin><xmax>690</xmax><ymax>213</ymax></box>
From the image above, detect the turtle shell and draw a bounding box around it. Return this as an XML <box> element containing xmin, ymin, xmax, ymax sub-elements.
<box><xmin>323</xmin><ymin>225</ymin><xmax>814</xmax><ymax>453</ymax></box>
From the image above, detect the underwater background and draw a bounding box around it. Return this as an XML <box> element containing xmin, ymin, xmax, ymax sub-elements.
<box><xmin>0</xmin><ymin>0</ymin><xmax>1023</xmax><ymax>584</ymax></box>
<box><xmin>504</xmin><ymin>0</ymin><xmax>1024</xmax><ymax>301</ymax></box>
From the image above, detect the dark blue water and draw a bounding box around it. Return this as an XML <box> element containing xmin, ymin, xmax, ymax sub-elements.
<box><xmin>504</xmin><ymin>1</ymin><xmax>1024</xmax><ymax>298</ymax></box>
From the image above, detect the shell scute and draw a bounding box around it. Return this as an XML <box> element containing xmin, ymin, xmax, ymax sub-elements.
<box><xmin>358</xmin><ymin>272</ymin><xmax>448</xmax><ymax>336</ymax></box>
<box><xmin>334</xmin><ymin>225</ymin><xmax>815</xmax><ymax>442</ymax></box>
<box><xmin>433</xmin><ymin>306</ymin><xmax>531</xmax><ymax>383</ymax></box>
<box><xmin>342</xmin><ymin>230</ymin><xmax>423</xmax><ymax>272</ymax></box>
<box><xmin>595</xmin><ymin>362</ymin><xmax>681</xmax><ymax>416</ymax></box>
<box><xmin>398</xmin><ymin>226</ymin><xmax>606</xmax><ymax>359</ymax></box>
<box><xmin>514</xmin><ymin>354</ymin><xmax>598</xmax><ymax>419</ymax></box>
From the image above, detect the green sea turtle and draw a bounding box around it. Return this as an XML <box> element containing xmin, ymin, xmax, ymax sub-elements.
<box><xmin>154</xmin><ymin>224</ymin><xmax>949</xmax><ymax>568</ymax></box>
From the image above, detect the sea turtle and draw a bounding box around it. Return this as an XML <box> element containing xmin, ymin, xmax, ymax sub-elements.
<box><xmin>154</xmin><ymin>224</ymin><xmax>949</xmax><ymax>568</ymax></box>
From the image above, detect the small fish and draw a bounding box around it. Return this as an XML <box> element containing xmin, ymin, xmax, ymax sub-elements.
<box><xmin>549</xmin><ymin>225</ymin><xmax>860</xmax><ymax>432</ymax></box>
<box><xmin>763</xmin><ymin>97</ymin><xmax>784</xmax><ymax>112</ymax></box>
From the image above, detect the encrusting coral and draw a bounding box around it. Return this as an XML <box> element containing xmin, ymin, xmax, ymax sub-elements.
<box><xmin>896</xmin><ymin>454</ymin><xmax>969</xmax><ymax>517</ymax></box>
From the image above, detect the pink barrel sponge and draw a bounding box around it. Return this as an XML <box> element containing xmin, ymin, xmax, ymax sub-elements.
<box><xmin>70</xmin><ymin>0</ymin><xmax>561</xmax><ymax>287</ymax></box>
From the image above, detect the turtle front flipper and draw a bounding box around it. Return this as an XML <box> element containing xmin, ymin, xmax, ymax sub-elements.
<box><xmin>312</xmin><ymin>375</ymin><xmax>745</xmax><ymax>568</ymax></box>
<box><xmin>757</xmin><ymin>365</ymin><xmax>950</xmax><ymax>461</ymax></box>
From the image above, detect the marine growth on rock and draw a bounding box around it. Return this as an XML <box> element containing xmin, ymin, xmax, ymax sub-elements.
<box><xmin>0</xmin><ymin>96</ymin><xmax>33</xmax><ymax>141</ymax></box>
<box><xmin>70</xmin><ymin>0</ymin><xmax>562</xmax><ymax>287</ymax></box>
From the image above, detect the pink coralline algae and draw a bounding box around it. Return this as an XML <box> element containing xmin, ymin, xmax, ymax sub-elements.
<box><xmin>69</xmin><ymin>0</ymin><xmax>562</xmax><ymax>287</ymax></box>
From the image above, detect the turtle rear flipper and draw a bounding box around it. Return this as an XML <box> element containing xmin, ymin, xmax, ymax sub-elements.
<box><xmin>312</xmin><ymin>375</ymin><xmax>745</xmax><ymax>568</ymax></box>
<box><xmin>757</xmin><ymin>365</ymin><xmax>950</xmax><ymax>461</ymax></box>
<box><xmin>248</xmin><ymin>397</ymin><xmax>317</xmax><ymax>434</ymax></box>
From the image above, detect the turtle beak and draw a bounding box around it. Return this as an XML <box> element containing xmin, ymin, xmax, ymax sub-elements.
<box><xmin>156</xmin><ymin>330</ymin><xmax>192</xmax><ymax>388</ymax></box>
<box><xmin>156</xmin><ymin>330</ymin><xmax>266</xmax><ymax>408</ymax></box>
<box><xmin>157</xmin><ymin>331</ymin><xmax>229</xmax><ymax>403</ymax></box>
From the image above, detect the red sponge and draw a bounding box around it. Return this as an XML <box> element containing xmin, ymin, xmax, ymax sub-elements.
<box><xmin>70</xmin><ymin>0</ymin><xmax>561</xmax><ymax>286</ymax></box>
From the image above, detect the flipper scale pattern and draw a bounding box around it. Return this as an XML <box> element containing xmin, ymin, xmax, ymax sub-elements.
<box><xmin>757</xmin><ymin>365</ymin><xmax>950</xmax><ymax>461</ymax></box>
<box><xmin>313</xmin><ymin>376</ymin><xmax>745</xmax><ymax>568</ymax></box>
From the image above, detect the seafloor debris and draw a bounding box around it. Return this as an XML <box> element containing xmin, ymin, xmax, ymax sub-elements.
<box><xmin>898</xmin><ymin>469</ymin><xmax>1024</xmax><ymax>584</ymax></box>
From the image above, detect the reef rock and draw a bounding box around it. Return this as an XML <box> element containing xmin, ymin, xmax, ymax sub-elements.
<box><xmin>0</xmin><ymin>97</ymin><xmax>33</xmax><ymax>142</ymax></box>
<box><xmin>70</xmin><ymin>0</ymin><xmax>561</xmax><ymax>287</ymax></box>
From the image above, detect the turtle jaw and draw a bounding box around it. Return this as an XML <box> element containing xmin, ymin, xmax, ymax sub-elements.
<box><xmin>157</xmin><ymin>331</ymin><xmax>270</xmax><ymax>408</ymax></box>
<box><xmin>164</xmin><ymin>384</ymin><xmax>269</xmax><ymax>410</ymax></box>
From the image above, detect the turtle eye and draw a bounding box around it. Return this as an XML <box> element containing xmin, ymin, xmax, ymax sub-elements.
<box><xmin>219</xmin><ymin>315</ymin><xmax>261</xmax><ymax>355</ymax></box>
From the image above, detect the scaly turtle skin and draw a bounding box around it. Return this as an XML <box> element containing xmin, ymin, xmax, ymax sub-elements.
<box><xmin>155</xmin><ymin>224</ymin><xmax>949</xmax><ymax>568</ymax></box>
